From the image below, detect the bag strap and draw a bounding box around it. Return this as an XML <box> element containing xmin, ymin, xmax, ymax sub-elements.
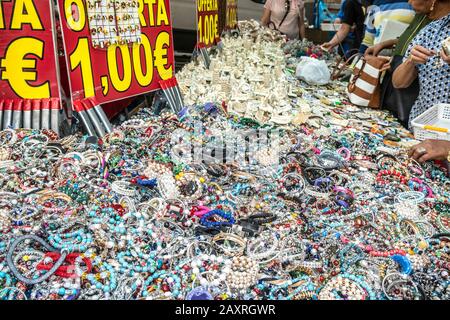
<box><xmin>269</xmin><ymin>0</ymin><xmax>291</xmax><ymax>31</ymax></box>
<box><xmin>267</xmin><ymin>21</ymin><xmax>277</xmax><ymax>30</ymax></box>
<box><xmin>348</xmin><ymin>57</ymin><xmax>366</xmax><ymax>93</ymax></box>
<box><xmin>399</xmin><ymin>15</ymin><xmax>427</xmax><ymax>56</ymax></box>
<box><xmin>278</xmin><ymin>0</ymin><xmax>291</xmax><ymax>29</ymax></box>
<box><xmin>331</xmin><ymin>51</ymin><xmax>362</xmax><ymax>80</ymax></box>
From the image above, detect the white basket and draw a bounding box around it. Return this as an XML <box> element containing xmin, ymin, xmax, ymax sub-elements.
<box><xmin>411</xmin><ymin>104</ymin><xmax>450</xmax><ymax>141</ymax></box>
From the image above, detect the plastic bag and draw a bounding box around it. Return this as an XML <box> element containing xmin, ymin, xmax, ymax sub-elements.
<box><xmin>295</xmin><ymin>57</ymin><xmax>330</xmax><ymax>85</ymax></box>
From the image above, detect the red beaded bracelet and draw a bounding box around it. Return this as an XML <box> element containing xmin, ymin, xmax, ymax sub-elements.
<box><xmin>376</xmin><ymin>170</ymin><xmax>407</xmax><ymax>185</ymax></box>
<box><xmin>283</xmin><ymin>162</ymin><xmax>302</xmax><ymax>175</ymax></box>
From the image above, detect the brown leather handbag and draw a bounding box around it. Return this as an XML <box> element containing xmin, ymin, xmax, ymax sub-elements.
<box><xmin>347</xmin><ymin>54</ymin><xmax>389</xmax><ymax>109</ymax></box>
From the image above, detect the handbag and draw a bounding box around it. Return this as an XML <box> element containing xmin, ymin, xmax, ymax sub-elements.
<box><xmin>347</xmin><ymin>54</ymin><xmax>388</xmax><ymax>109</ymax></box>
<box><xmin>380</xmin><ymin>55</ymin><xmax>419</xmax><ymax>127</ymax></box>
<box><xmin>330</xmin><ymin>50</ymin><xmax>361</xmax><ymax>81</ymax></box>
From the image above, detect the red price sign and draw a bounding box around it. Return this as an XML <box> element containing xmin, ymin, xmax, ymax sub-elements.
<box><xmin>57</xmin><ymin>0</ymin><xmax>175</xmax><ymax>105</ymax></box>
<box><xmin>225</xmin><ymin>0</ymin><xmax>237</xmax><ymax>30</ymax></box>
<box><xmin>196</xmin><ymin>0</ymin><xmax>219</xmax><ymax>48</ymax></box>
<box><xmin>0</xmin><ymin>0</ymin><xmax>60</xmax><ymax>100</ymax></box>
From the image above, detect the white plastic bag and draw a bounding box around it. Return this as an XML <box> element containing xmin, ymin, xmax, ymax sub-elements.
<box><xmin>295</xmin><ymin>57</ymin><xmax>330</xmax><ymax>85</ymax></box>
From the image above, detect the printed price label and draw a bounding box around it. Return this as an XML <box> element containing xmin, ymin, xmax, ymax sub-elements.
<box><xmin>196</xmin><ymin>0</ymin><xmax>219</xmax><ymax>48</ymax></box>
<box><xmin>0</xmin><ymin>0</ymin><xmax>60</xmax><ymax>100</ymax></box>
<box><xmin>58</xmin><ymin>0</ymin><xmax>175</xmax><ymax>105</ymax></box>
<box><xmin>225</xmin><ymin>0</ymin><xmax>237</xmax><ymax>30</ymax></box>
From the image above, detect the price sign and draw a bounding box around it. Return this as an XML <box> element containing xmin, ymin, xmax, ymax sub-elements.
<box><xmin>0</xmin><ymin>0</ymin><xmax>61</xmax><ymax>100</ymax></box>
<box><xmin>225</xmin><ymin>0</ymin><xmax>237</xmax><ymax>30</ymax></box>
<box><xmin>196</xmin><ymin>0</ymin><xmax>219</xmax><ymax>48</ymax></box>
<box><xmin>57</xmin><ymin>0</ymin><xmax>175</xmax><ymax>105</ymax></box>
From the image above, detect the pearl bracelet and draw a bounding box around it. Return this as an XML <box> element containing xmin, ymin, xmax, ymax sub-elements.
<box><xmin>226</xmin><ymin>256</ymin><xmax>259</xmax><ymax>291</ymax></box>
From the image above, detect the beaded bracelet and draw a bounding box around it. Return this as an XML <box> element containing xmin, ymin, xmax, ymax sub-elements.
<box><xmin>319</xmin><ymin>273</ymin><xmax>376</xmax><ymax>300</ymax></box>
<box><xmin>7</xmin><ymin>235</ymin><xmax>69</xmax><ymax>285</ymax></box>
<box><xmin>141</xmin><ymin>270</ymin><xmax>182</xmax><ymax>299</ymax></box>
<box><xmin>376</xmin><ymin>170</ymin><xmax>408</xmax><ymax>185</ymax></box>
<box><xmin>396</xmin><ymin>191</ymin><xmax>425</xmax><ymax>206</ymax></box>
<box><xmin>278</xmin><ymin>173</ymin><xmax>306</xmax><ymax>197</ymax></box>
<box><xmin>200</xmin><ymin>209</ymin><xmax>235</xmax><ymax>228</ymax></box>
<box><xmin>226</xmin><ymin>256</ymin><xmax>259</xmax><ymax>291</ymax></box>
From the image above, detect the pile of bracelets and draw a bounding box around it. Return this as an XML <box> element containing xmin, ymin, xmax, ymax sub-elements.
<box><xmin>0</xmin><ymin>23</ymin><xmax>449</xmax><ymax>301</ymax></box>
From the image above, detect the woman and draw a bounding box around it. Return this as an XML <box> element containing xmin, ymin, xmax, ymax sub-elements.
<box><xmin>392</xmin><ymin>0</ymin><xmax>450</xmax><ymax>128</ymax></box>
<box><xmin>335</xmin><ymin>0</ymin><xmax>358</xmax><ymax>58</ymax></box>
<box><xmin>365</xmin><ymin>0</ymin><xmax>438</xmax><ymax>126</ymax></box>
<box><xmin>261</xmin><ymin>0</ymin><xmax>306</xmax><ymax>40</ymax></box>
<box><xmin>321</xmin><ymin>0</ymin><xmax>369</xmax><ymax>53</ymax></box>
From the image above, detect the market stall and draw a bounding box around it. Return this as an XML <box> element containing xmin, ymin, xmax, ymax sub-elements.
<box><xmin>0</xmin><ymin>1</ymin><xmax>449</xmax><ymax>301</ymax></box>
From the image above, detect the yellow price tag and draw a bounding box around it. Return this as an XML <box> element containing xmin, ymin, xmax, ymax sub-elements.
<box><xmin>197</xmin><ymin>0</ymin><xmax>219</xmax><ymax>47</ymax></box>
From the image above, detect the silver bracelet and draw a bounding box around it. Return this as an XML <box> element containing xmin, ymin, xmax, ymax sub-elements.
<box><xmin>305</xmin><ymin>187</ymin><xmax>329</xmax><ymax>198</ymax></box>
<box><xmin>111</xmin><ymin>181</ymin><xmax>136</xmax><ymax>197</ymax></box>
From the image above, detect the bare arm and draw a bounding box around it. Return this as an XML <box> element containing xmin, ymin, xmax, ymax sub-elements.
<box><xmin>365</xmin><ymin>39</ymin><xmax>398</xmax><ymax>56</ymax></box>
<box><xmin>261</xmin><ymin>8</ymin><xmax>271</xmax><ymax>26</ymax></box>
<box><xmin>392</xmin><ymin>45</ymin><xmax>434</xmax><ymax>88</ymax></box>
<box><xmin>321</xmin><ymin>23</ymin><xmax>351</xmax><ymax>50</ymax></box>
<box><xmin>299</xmin><ymin>8</ymin><xmax>306</xmax><ymax>40</ymax></box>
<box><xmin>379</xmin><ymin>39</ymin><xmax>399</xmax><ymax>49</ymax></box>
<box><xmin>392</xmin><ymin>58</ymin><xmax>418</xmax><ymax>88</ymax></box>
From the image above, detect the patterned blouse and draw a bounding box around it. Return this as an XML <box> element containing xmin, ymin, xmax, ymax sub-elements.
<box><xmin>404</xmin><ymin>13</ymin><xmax>450</xmax><ymax>128</ymax></box>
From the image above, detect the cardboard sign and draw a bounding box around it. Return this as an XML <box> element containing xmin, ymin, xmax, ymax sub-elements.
<box><xmin>57</xmin><ymin>0</ymin><xmax>175</xmax><ymax>105</ymax></box>
<box><xmin>225</xmin><ymin>0</ymin><xmax>237</xmax><ymax>30</ymax></box>
<box><xmin>0</xmin><ymin>0</ymin><xmax>61</xmax><ymax>100</ymax></box>
<box><xmin>196</xmin><ymin>0</ymin><xmax>219</xmax><ymax>48</ymax></box>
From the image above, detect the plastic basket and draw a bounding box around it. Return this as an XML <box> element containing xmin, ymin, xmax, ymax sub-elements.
<box><xmin>411</xmin><ymin>104</ymin><xmax>450</xmax><ymax>141</ymax></box>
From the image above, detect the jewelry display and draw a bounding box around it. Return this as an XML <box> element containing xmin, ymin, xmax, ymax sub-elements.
<box><xmin>0</xmin><ymin>20</ymin><xmax>449</xmax><ymax>301</ymax></box>
<box><xmin>86</xmin><ymin>0</ymin><xmax>141</xmax><ymax>49</ymax></box>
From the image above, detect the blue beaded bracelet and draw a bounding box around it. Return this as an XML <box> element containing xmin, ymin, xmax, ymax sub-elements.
<box><xmin>199</xmin><ymin>209</ymin><xmax>235</xmax><ymax>228</ymax></box>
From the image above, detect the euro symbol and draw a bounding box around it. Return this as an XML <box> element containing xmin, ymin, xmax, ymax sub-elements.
<box><xmin>0</xmin><ymin>37</ymin><xmax>50</xmax><ymax>99</ymax></box>
<box><xmin>154</xmin><ymin>31</ymin><xmax>173</xmax><ymax>81</ymax></box>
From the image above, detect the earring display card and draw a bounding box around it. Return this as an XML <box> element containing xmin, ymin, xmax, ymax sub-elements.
<box><xmin>86</xmin><ymin>0</ymin><xmax>142</xmax><ymax>49</ymax></box>
<box><xmin>87</xmin><ymin>0</ymin><xmax>118</xmax><ymax>48</ymax></box>
<box><xmin>115</xmin><ymin>0</ymin><xmax>142</xmax><ymax>45</ymax></box>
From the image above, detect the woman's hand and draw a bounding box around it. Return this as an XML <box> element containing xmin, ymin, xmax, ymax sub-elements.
<box><xmin>365</xmin><ymin>43</ymin><xmax>384</xmax><ymax>56</ymax></box>
<box><xmin>378</xmin><ymin>56</ymin><xmax>392</xmax><ymax>72</ymax></box>
<box><xmin>440</xmin><ymin>48</ymin><xmax>450</xmax><ymax>65</ymax></box>
<box><xmin>408</xmin><ymin>139</ymin><xmax>450</xmax><ymax>163</ymax></box>
<box><xmin>321</xmin><ymin>42</ymin><xmax>335</xmax><ymax>51</ymax></box>
<box><xmin>409</xmin><ymin>45</ymin><xmax>436</xmax><ymax>65</ymax></box>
